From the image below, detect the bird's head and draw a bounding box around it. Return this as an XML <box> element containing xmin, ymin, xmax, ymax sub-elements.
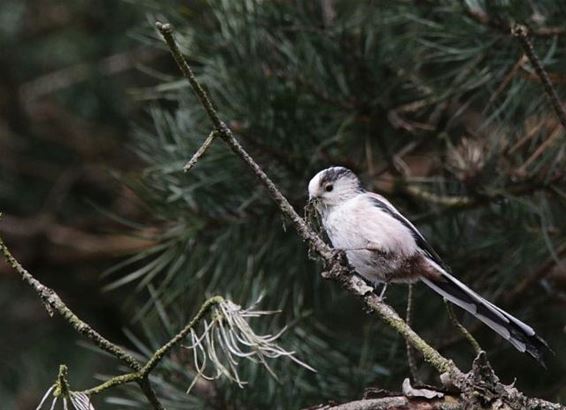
<box><xmin>308</xmin><ymin>167</ymin><xmax>363</xmax><ymax>210</ymax></box>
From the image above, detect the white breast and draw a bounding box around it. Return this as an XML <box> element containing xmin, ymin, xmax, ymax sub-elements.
<box><xmin>322</xmin><ymin>194</ymin><xmax>418</xmax><ymax>282</ymax></box>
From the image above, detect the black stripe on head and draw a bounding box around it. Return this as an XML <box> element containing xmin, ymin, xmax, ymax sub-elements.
<box><xmin>320</xmin><ymin>167</ymin><xmax>364</xmax><ymax>191</ymax></box>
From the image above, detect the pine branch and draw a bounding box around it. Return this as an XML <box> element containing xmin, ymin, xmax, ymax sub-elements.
<box><xmin>156</xmin><ymin>20</ymin><xmax>459</xmax><ymax>378</ymax></box>
<box><xmin>184</xmin><ymin>130</ymin><xmax>217</xmax><ymax>172</ymax></box>
<box><xmin>155</xmin><ymin>21</ymin><xmax>564</xmax><ymax>410</ymax></box>
<box><xmin>512</xmin><ymin>24</ymin><xmax>566</xmax><ymax>133</ymax></box>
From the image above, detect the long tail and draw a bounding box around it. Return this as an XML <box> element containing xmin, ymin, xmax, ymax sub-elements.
<box><xmin>420</xmin><ymin>259</ymin><xmax>549</xmax><ymax>365</ymax></box>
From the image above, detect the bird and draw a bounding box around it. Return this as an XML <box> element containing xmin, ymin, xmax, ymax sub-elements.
<box><xmin>308</xmin><ymin>166</ymin><xmax>549</xmax><ymax>364</ymax></box>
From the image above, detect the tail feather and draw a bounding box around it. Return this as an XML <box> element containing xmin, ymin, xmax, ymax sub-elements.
<box><xmin>421</xmin><ymin>260</ymin><xmax>549</xmax><ymax>365</ymax></box>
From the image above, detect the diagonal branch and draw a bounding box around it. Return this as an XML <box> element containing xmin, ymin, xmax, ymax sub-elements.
<box><xmin>0</xmin><ymin>231</ymin><xmax>168</xmax><ymax>409</ymax></box>
<box><xmin>80</xmin><ymin>295</ymin><xmax>224</xmax><ymax>396</ymax></box>
<box><xmin>155</xmin><ymin>22</ymin><xmax>223</xmax><ymax>128</ymax></box>
<box><xmin>0</xmin><ymin>234</ymin><xmax>142</xmax><ymax>372</ymax></box>
<box><xmin>155</xmin><ymin>20</ymin><xmax>462</xmax><ymax>381</ymax></box>
<box><xmin>462</xmin><ymin>3</ymin><xmax>566</xmax><ymax>38</ymax></box>
<box><xmin>512</xmin><ymin>24</ymin><xmax>566</xmax><ymax>132</ymax></box>
<box><xmin>156</xmin><ymin>26</ymin><xmax>331</xmax><ymax>260</ymax></box>
<box><xmin>0</xmin><ymin>233</ymin><xmax>224</xmax><ymax>406</ymax></box>
<box><xmin>155</xmin><ymin>21</ymin><xmax>564</xmax><ymax>410</ymax></box>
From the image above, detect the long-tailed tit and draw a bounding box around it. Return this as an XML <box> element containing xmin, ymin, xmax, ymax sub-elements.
<box><xmin>308</xmin><ymin>166</ymin><xmax>549</xmax><ymax>364</ymax></box>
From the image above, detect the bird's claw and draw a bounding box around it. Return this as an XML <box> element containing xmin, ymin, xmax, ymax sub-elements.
<box><xmin>331</xmin><ymin>249</ymin><xmax>348</xmax><ymax>265</ymax></box>
<box><xmin>374</xmin><ymin>283</ymin><xmax>388</xmax><ymax>301</ymax></box>
<box><xmin>322</xmin><ymin>249</ymin><xmax>349</xmax><ymax>279</ymax></box>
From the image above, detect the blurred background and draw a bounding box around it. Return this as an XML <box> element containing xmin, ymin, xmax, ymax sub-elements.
<box><xmin>0</xmin><ymin>1</ymin><xmax>565</xmax><ymax>409</ymax></box>
<box><xmin>0</xmin><ymin>1</ymin><xmax>152</xmax><ymax>407</ymax></box>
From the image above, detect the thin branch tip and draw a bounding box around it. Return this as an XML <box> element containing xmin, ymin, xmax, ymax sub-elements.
<box><xmin>55</xmin><ymin>364</ymin><xmax>70</xmax><ymax>397</ymax></box>
<box><xmin>155</xmin><ymin>21</ymin><xmax>172</xmax><ymax>33</ymax></box>
<box><xmin>511</xmin><ymin>23</ymin><xmax>528</xmax><ymax>37</ymax></box>
<box><xmin>184</xmin><ymin>131</ymin><xmax>218</xmax><ymax>172</ymax></box>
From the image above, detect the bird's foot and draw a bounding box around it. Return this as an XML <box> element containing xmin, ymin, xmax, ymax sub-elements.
<box><xmin>321</xmin><ymin>249</ymin><xmax>349</xmax><ymax>279</ymax></box>
<box><xmin>331</xmin><ymin>248</ymin><xmax>348</xmax><ymax>265</ymax></box>
<box><xmin>374</xmin><ymin>283</ymin><xmax>388</xmax><ymax>302</ymax></box>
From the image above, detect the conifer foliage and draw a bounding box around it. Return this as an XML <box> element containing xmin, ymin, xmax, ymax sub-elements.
<box><xmin>96</xmin><ymin>1</ymin><xmax>566</xmax><ymax>408</ymax></box>
<box><xmin>5</xmin><ymin>0</ymin><xmax>566</xmax><ymax>409</ymax></box>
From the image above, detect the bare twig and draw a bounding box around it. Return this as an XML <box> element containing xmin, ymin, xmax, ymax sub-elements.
<box><xmin>155</xmin><ymin>23</ymin><xmax>222</xmax><ymax>129</ymax></box>
<box><xmin>156</xmin><ymin>22</ymin><xmax>331</xmax><ymax>259</ymax></box>
<box><xmin>0</xmin><ymin>236</ymin><xmax>226</xmax><ymax>407</ymax></box>
<box><xmin>0</xmin><ymin>232</ymin><xmax>167</xmax><ymax>409</ymax></box>
<box><xmin>0</xmin><ymin>234</ymin><xmax>142</xmax><ymax>372</ymax></box>
<box><xmin>56</xmin><ymin>365</ymin><xmax>71</xmax><ymax>398</ymax></box>
<box><xmin>78</xmin><ymin>294</ymin><xmax>313</xmax><ymax>401</ymax></box>
<box><xmin>184</xmin><ymin>131</ymin><xmax>217</xmax><ymax>171</ymax></box>
<box><xmin>405</xmin><ymin>284</ymin><xmax>421</xmax><ymax>383</ymax></box>
<box><xmin>139</xmin><ymin>379</ymin><xmax>166</xmax><ymax>410</ymax></box>
<box><xmin>512</xmin><ymin>24</ymin><xmax>566</xmax><ymax>132</ymax></box>
<box><xmin>444</xmin><ymin>300</ymin><xmax>482</xmax><ymax>356</ymax></box>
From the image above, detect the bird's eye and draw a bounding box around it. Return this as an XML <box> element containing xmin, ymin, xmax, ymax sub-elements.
<box><xmin>324</xmin><ymin>184</ymin><xmax>334</xmax><ymax>192</ymax></box>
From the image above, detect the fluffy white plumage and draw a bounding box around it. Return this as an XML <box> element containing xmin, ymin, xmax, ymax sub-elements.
<box><xmin>321</xmin><ymin>193</ymin><xmax>417</xmax><ymax>281</ymax></box>
<box><xmin>308</xmin><ymin>166</ymin><xmax>549</xmax><ymax>364</ymax></box>
<box><xmin>309</xmin><ymin>166</ymin><xmax>421</xmax><ymax>283</ymax></box>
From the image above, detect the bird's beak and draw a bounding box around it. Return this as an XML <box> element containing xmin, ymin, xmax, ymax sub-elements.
<box><xmin>305</xmin><ymin>196</ymin><xmax>320</xmax><ymax>220</ymax></box>
<box><xmin>307</xmin><ymin>195</ymin><xmax>322</xmax><ymax>213</ymax></box>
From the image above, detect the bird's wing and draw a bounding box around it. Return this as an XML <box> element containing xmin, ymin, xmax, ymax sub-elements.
<box><xmin>366</xmin><ymin>192</ymin><xmax>449</xmax><ymax>270</ymax></box>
